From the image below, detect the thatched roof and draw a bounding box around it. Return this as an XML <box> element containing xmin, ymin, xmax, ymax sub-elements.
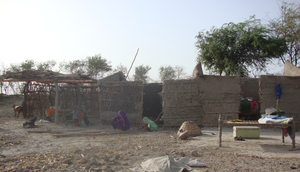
<box><xmin>97</xmin><ymin>71</ymin><xmax>127</xmax><ymax>85</ymax></box>
<box><xmin>0</xmin><ymin>70</ymin><xmax>96</xmax><ymax>83</ymax></box>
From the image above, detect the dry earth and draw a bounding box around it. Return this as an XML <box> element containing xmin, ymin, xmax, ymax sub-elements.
<box><xmin>0</xmin><ymin>96</ymin><xmax>300</xmax><ymax>172</ymax></box>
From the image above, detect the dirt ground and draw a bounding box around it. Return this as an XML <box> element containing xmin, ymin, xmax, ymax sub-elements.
<box><xmin>0</xmin><ymin>96</ymin><xmax>300</xmax><ymax>172</ymax></box>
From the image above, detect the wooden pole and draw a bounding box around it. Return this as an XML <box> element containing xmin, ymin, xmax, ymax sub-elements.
<box><xmin>282</xmin><ymin>129</ymin><xmax>285</xmax><ymax>143</ymax></box>
<box><xmin>292</xmin><ymin>116</ymin><xmax>296</xmax><ymax>149</ymax></box>
<box><xmin>76</xmin><ymin>84</ymin><xmax>82</xmax><ymax>111</ymax></box>
<box><xmin>126</xmin><ymin>48</ymin><xmax>139</xmax><ymax>79</ymax></box>
<box><xmin>218</xmin><ymin>114</ymin><xmax>222</xmax><ymax>147</ymax></box>
<box><xmin>55</xmin><ymin>81</ymin><xmax>59</xmax><ymax>124</ymax></box>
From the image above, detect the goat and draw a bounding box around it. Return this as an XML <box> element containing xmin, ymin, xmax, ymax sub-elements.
<box><xmin>12</xmin><ymin>104</ymin><xmax>23</xmax><ymax>118</ymax></box>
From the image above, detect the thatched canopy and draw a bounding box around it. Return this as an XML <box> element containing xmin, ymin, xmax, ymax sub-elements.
<box><xmin>97</xmin><ymin>71</ymin><xmax>126</xmax><ymax>85</ymax></box>
<box><xmin>0</xmin><ymin>69</ymin><xmax>96</xmax><ymax>83</ymax></box>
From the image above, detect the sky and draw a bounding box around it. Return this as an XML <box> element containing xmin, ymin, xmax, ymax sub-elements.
<box><xmin>0</xmin><ymin>0</ymin><xmax>298</xmax><ymax>81</ymax></box>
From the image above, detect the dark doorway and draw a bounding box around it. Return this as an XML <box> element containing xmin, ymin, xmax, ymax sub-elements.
<box><xmin>142</xmin><ymin>83</ymin><xmax>162</xmax><ymax>120</ymax></box>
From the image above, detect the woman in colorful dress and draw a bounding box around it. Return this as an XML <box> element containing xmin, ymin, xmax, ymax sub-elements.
<box><xmin>142</xmin><ymin>117</ymin><xmax>157</xmax><ymax>132</ymax></box>
<box><xmin>112</xmin><ymin>110</ymin><xmax>130</xmax><ymax>131</ymax></box>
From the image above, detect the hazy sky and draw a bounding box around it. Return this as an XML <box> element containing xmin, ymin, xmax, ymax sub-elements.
<box><xmin>0</xmin><ymin>0</ymin><xmax>297</xmax><ymax>81</ymax></box>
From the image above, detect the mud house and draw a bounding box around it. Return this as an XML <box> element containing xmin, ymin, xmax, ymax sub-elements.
<box><xmin>161</xmin><ymin>76</ymin><xmax>241</xmax><ymax>127</ymax></box>
<box><xmin>1</xmin><ymin>69</ymin><xmax>299</xmax><ymax>129</ymax></box>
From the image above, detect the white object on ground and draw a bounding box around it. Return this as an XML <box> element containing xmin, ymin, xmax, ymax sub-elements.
<box><xmin>141</xmin><ymin>155</ymin><xmax>192</xmax><ymax>172</ymax></box>
<box><xmin>39</xmin><ymin>119</ymin><xmax>49</xmax><ymax>123</ymax></box>
<box><xmin>176</xmin><ymin>157</ymin><xmax>206</xmax><ymax>167</ymax></box>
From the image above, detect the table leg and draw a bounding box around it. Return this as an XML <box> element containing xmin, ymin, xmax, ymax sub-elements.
<box><xmin>282</xmin><ymin>128</ymin><xmax>285</xmax><ymax>143</ymax></box>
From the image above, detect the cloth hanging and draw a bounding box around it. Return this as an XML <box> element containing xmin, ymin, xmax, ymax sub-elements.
<box><xmin>275</xmin><ymin>83</ymin><xmax>282</xmax><ymax>99</ymax></box>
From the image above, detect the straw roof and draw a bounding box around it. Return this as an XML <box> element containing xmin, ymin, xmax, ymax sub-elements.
<box><xmin>0</xmin><ymin>70</ymin><xmax>95</xmax><ymax>83</ymax></box>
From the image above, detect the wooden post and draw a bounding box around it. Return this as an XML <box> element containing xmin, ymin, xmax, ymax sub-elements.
<box><xmin>276</xmin><ymin>99</ymin><xmax>279</xmax><ymax>110</ymax></box>
<box><xmin>219</xmin><ymin>114</ymin><xmax>222</xmax><ymax>147</ymax></box>
<box><xmin>55</xmin><ymin>81</ymin><xmax>59</xmax><ymax>124</ymax></box>
<box><xmin>292</xmin><ymin>116</ymin><xmax>296</xmax><ymax>149</ymax></box>
<box><xmin>76</xmin><ymin>84</ymin><xmax>82</xmax><ymax>111</ymax></box>
<box><xmin>126</xmin><ymin>48</ymin><xmax>139</xmax><ymax>80</ymax></box>
<box><xmin>282</xmin><ymin>129</ymin><xmax>285</xmax><ymax>143</ymax></box>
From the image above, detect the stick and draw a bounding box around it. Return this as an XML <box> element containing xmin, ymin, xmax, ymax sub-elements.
<box><xmin>126</xmin><ymin>48</ymin><xmax>139</xmax><ymax>80</ymax></box>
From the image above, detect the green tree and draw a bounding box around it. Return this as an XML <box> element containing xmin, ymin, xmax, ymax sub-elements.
<box><xmin>196</xmin><ymin>16</ymin><xmax>287</xmax><ymax>77</ymax></box>
<box><xmin>8</xmin><ymin>59</ymin><xmax>35</xmax><ymax>72</ymax></box>
<box><xmin>37</xmin><ymin>60</ymin><xmax>56</xmax><ymax>71</ymax></box>
<box><xmin>174</xmin><ymin>66</ymin><xmax>186</xmax><ymax>79</ymax></box>
<box><xmin>59</xmin><ymin>54</ymin><xmax>112</xmax><ymax>78</ymax></box>
<box><xmin>60</xmin><ymin>60</ymin><xmax>86</xmax><ymax>75</ymax></box>
<box><xmin>86</xmin><ymin>54</ymin><xmax>112</xmax><ymax>79</ymax></box>
<box><xmin>158</xmin><ymin>65</ymin><xmax>176</xmax><ymax>82</ymax></box>
<box><xmin>269</xmin><ymin>2</ymin><xmax>300</xmax><ymax>66</ymax></box>
<box><xmin>133</xmin><ymin>65</ymin><xmax>151</xmax><ymax>83</ymax></box>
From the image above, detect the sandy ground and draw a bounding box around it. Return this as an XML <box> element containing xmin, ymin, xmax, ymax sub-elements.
<box><xmin>0</xmin><ymin>96</ymin><xmax>300</xmax><ymax>172</ymax></box>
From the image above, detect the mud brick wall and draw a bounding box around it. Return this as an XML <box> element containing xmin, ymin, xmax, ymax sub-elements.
<box><xmin>98</xmin><ymin>81</ymin><xmax>143</xmax><ymax>125</ymax></box>
<box><xmin>259</xmin><ymin>75</ymin><xmax>300</xmax><ymax>128</ymax></box>
<box><xmin>162</xmin><ymin>75</ymin><xmax>241</xmax><ymax>127</ymax></box>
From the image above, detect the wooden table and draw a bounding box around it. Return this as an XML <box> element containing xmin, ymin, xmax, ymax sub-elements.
<box><xmin>218</xmin><ymin>115</ymin><xmax>296</xmax><ymax>149</ymax></box>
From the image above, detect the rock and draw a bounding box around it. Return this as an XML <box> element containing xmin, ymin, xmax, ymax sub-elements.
<box><xmin>114</xmin><ymin>154</ymin><xmax>120</xmax><ymax>159</ymax></box>
<box><xmin>108</xmin><ymin>161</ymin><xmax>116</xmax><ymax>165</ymax></box>
<box><xmin>62</xmin><ymin>158</ymin><xmax>73</xmax><ymax>165</ymax></box>
<box><xmin>77</xmin><ymin>158</ymin><xmax>88</xmax><ymax>164</ymax></box>
<box><xmin>290</xmin><ymin>163</ymin><xmax>299</xmax><ymax>169</ymax></box>
<box><xmin>112</xmin><ymin>166</ymin><xmax>122</xmax><ymax>171</ymax></box>
<box><xmin>73</xmin><ymin>149</ymin><xmax>82</xmax><ymax>154</ymax></box>
<box><xmin>92</xmin><ymin>167</ymin><xmax>101</xmax><ymax>171</ymax></box>
<box><xmin>103</xmin><ymin>156</ymin><xmax>109</xmax><ymax>161</ymax></box>
<box><xmin>89</xmin><ymin>160</ymin><xmax>103</xmax><ymax>166</ymax></box>
<box><xmin>191</xmin><ymin>150</ymin><xmax>199</xmax><ymax>157</ymax></box>
<box><xmin>85</xmin><ymin>165</ymin><xmax>91</xmax><ymax>170</ymax></box>
<box><xmin>26</xmin><ymin>166</ymin><xmax>34</xmax><ymax>170</ymax></box>
<box><xmin>179</xmin><ymin>131</ymin><xmax>189</xmax><ymax>140</ymax></box>
<box><xmin>179</xmin><ymin>152</ymin><xmax>186</xmax><ymax>157</ymax></box>
<box><xmin>122</xmin><ymin>162</ymin><xmax>130</xmax><ymax>166</ymax></box>
<box><xmin>47</xmin><ymin>162</ymin><xmax>53</xmax><ymax>168</ymax></box>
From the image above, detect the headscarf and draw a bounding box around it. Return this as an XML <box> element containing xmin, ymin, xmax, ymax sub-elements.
<box><xmin>112</xmin><ymin>110</ymin><xmax>130</xmax><ymax>131</ymax></box>
<box><xmin>143</xmin><ymin>117</ymin><xmax>157</xmax><ymax>131</ymax></box>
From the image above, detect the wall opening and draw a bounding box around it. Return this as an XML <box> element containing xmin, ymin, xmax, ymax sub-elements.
<box><xmin>142</xmin><ymin>83</ymin><xmax>162</xmax><ymax>120</ymax></box>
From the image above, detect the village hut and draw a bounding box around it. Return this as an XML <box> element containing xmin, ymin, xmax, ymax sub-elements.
<box><xmin>0</xmin><ymin>70</ymin><xmax>143</xmax><ymax>126</ymax></box>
